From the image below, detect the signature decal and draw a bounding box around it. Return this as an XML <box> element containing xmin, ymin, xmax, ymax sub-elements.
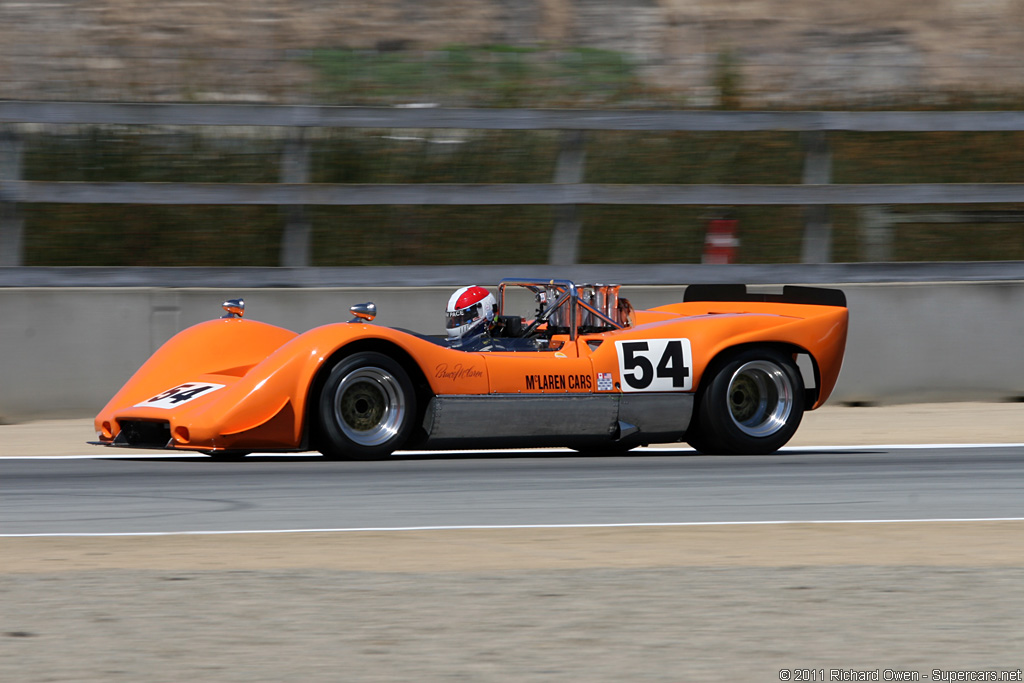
<box><xmin>435</xmin><ymin>363</ymin><xmax>484</xmax><ymax>382</ymax></box>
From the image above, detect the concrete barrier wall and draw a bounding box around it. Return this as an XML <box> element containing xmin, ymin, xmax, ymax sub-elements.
<box><xmin>3</xmin><ymin>279</ymin><xmax>1023</xmax><ymax>422</ymax></box>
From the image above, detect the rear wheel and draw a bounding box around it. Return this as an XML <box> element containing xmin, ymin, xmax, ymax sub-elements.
<box><xmin>317</xmin><ymin>352</ymin><xmax>417</xmax><ymax>460</ymax></box>
<box><xmin>687</xmin><ymin>347</ymin><xmax>804</xmax><ymax>455</ymax></box>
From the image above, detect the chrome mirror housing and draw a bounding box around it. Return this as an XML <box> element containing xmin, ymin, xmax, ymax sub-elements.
<box><xmin>349</xmin><ymin>302</ymin><xmax>377</xmax><ymax>323</ymax></box>
<box><xmin>221</xmin><ymin>298</ymin><xmax>245</xmax><ymax>319</ymax></box>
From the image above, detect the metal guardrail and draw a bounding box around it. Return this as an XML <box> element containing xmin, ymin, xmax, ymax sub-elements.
<box><xmin>6</xmin><ymin>181</ymin><xmax>1024</xmax><ymax>206</ymax></box>
<box><xmin>7</xmin><ymin>103</ymin><xmax>1024</xmax><ymax>131</ymax></box>
<box><xmin>3</xmin><ymin>262</ymin><xmax>1023</xmax><ymax>288</ymax></box>
<box><xmin>4</xmin><ymin>102</ymin><xmax>1024</xmax><ymax>267</ymax></box>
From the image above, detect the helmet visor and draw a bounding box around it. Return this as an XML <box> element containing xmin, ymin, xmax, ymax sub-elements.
<box><xmin>446</xmin><ymin>304</ymin><xmax>480</xmax><ymax>329</ymax></box>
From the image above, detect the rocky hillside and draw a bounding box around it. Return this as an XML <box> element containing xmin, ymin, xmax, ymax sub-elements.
<box><xmin>1</xmin><ymin>0</ymin><xmax>1022</xmax><ymax>105</ymax></box>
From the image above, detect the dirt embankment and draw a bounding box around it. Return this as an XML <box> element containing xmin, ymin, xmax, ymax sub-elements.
<box><xmin>3</xmin><ymin>524</ymin><xmax>1023</xmax><ymax>682</ymax></box>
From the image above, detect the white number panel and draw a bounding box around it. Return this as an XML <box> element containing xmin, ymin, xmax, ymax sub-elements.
<box><xmin>614</xmin><ymin>339</ymin><xmax>693</xmax><ymax>392</ymax></box>
<box><xmin>135</xmin><ymin>382</ymin><xmax>226</xmax><ymax>409</ymax></box>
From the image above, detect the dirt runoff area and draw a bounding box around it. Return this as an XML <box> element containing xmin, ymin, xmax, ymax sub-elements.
<box><xmin>2</xmin><ymin>403</ymin><xmax>1023</xmax><ymax>682</ymax></box>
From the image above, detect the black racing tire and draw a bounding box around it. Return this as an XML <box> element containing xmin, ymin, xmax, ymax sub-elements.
<box><xmin>686</xmin><ymin>347</ymin><xmax>804</xmax><ymax>455</ymax></box>
<box><xmin>317</xmin><ymin>352</ymin><xmax>417</xmax><ymax>460</ymax></box>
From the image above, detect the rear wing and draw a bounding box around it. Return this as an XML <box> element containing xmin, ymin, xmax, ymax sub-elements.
<box><xmin>683</xmin><ymin>284</ymin><xmax>847</xmax><ymax>308</ymax></box>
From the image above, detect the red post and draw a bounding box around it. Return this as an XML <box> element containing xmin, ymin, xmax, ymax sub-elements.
<box><xmin>702</xmin><ymin>215</ymin><xmax>740</xmax><ymax>264</ymax></box>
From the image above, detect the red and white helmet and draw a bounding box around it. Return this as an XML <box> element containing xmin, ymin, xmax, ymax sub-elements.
<box><xmin>446</xmin><ymin>285</ymin><xmax>497</xmax><ymax>342</ymax></box>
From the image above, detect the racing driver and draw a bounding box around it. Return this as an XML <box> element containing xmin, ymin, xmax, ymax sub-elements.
<box><xmin>445</xmin><ymin>285</ymin><xmax>499</xmax><ymax>350</ymax></box>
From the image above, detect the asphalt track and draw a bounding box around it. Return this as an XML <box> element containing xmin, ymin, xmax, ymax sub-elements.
<box><xmin>4</xmin><ymin>444</ymin><xmax>1023</xmax><ymax>535</ymax></box>
<box><xmin>4</xmin><ymin>415</ymin><xmax>1024</xmax><ymax>682</ymax></box>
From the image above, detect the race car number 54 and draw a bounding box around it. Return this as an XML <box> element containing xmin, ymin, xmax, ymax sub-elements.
<box><xmin>614</xmin><ymin>339</ymin><xmax>692</xmax><ymax>392</ymax></box>
<box><xmin>135</xmin><ymin>382</ymin><xmax>225</xmax><ymax>409</ymax></box>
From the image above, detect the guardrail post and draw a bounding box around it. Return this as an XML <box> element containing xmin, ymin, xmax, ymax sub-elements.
<box><xmin>0</xmin><ymin>128</ymin><xmax>24</xmax><ymax>267</ymax></box>
<box><xmin>547</xmin><ymin>130</ymin><xmax>586</xmax><ymax>266</ymax></box>
<box><xmin>279</xmin><ymin>130</ymin><xmax>312</xmax><ymax>268</ymax></box>
<box><xmin>800</xmin><ymin>131</ymin><xmax>833</xmax><ymax>263</ymax></box>
<box><xmin>859</xmin><ymin>206</ymin><xmax>896</xmax><ymax>261</ymax></box>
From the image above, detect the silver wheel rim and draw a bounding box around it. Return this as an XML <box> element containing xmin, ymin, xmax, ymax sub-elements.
<box><xmin>332</xmin><ymin>366</ymin><xmax>406</xmax><ymax>447</ymax></box>
<box><xmin>726</xmin><ymin>360</ymin><xmax>794</xmax><ymax>438</ymax></box>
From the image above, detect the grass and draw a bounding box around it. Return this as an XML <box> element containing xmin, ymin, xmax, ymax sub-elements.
<box><xmin>306</xmin><ymin>45</ymin><xmax>655</xmax><ymax>107</ymax></box>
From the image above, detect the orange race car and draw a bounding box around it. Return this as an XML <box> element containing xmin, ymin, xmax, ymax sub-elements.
<box><xmin>92</xmin><ymin>278</ymin><xmax>848</xmax><ymax>458</ymax></box>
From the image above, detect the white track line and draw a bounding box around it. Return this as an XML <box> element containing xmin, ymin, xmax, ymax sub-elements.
<box><xmin>5</xmin><ymin>518</ymin><xmax>1024</xmax><ymax>538</ymax></box>
<box><xmin>2</xmin><ymin>443</ymin><xmax>1023</xmax><ymax>460</ymax></box>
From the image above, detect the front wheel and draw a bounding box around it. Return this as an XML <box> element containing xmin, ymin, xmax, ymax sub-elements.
<box><xmin>687</xmin><ymin>347</ymin><xmax>804</xmax><ymax>455</ymax></box>
<box><xmin>317</xmin><ymin>352</ymin><xmax>417</xmax><ymax>460</ymax></box>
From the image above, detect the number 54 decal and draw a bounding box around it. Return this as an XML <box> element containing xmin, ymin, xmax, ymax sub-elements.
<box><xmin>615</xmin><ymin>339</ymin><xmax>693</xmax><ymax>392</ymax></box>
<box><xmin>135</xmin><ymin>382</ymin><xmax>225</xmax><ymax>409</ymax></box>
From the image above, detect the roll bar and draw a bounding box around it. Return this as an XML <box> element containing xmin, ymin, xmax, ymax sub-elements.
<box><xmin>497</xmin><ymin>278</ymin><xmax>625</xmax><ymax>341</ymax></box>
